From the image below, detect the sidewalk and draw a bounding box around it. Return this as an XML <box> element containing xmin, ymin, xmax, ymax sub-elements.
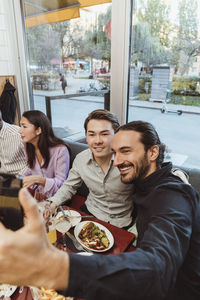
<box><xmin>33</xmin><ymin>90</ymin><xmax>200</xmax><ymax>115</ymax></box>
<box><xmin>33</xmin><ymin>89</ymin><xmax>104</xmax><ymax>103</ymax></box>
<box><xmin>129</xmin><ymin>100</ymin><xmax>200</xmax><ymax>115</ymax></box>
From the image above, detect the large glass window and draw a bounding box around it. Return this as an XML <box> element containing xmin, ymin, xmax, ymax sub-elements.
<box><xmin>128</xmin><ymin>0</ymin><xmax>200</xmax><ymax>169</ymax></box>
<box><xmin>21</xmin><ymin>0</ymin><xmax>112</xmax><ymax>140</ymax></box>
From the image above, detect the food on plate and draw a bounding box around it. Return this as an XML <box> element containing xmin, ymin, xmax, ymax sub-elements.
<box><xmin>55</xmin><ymin>210</ymin><xmax>81</xmax><ymax>227</ymax></box>
<box><xmin>40</xmin><ymin>287</ymin><xmax>73</xmax><ymax>300</ymax></box>
<box><xmin>78</xmin><ymin>222</ymin><xmax>109</xmax><ymax>250</ymax></box>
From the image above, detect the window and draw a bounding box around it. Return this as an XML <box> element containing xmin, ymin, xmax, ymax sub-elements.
<box><xmin>21</xmin><ymin>0</ymin><xmax>112</xmax><ymax>140</ymax></box>
<box><xmin>128</xmin><ymin>0</ymin><xmax>200</xmax><ymax>169</ymax></box>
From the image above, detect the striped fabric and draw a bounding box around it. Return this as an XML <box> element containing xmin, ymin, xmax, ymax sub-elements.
<box><xmin>0</xmin><ymin>121</ymin><xmax>27</xmax><ymax>175</ymax></box>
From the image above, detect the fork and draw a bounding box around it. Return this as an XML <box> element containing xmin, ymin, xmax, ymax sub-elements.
<box><xmin>59</xmin><ymin>206</ymin><xmax>93</xmax><ymax>222</ymax></box>
<box><xmin>58</xmin><ymin>205</ymin><xmax>72</xmax><ymax>224</ymax></box>
<box><xmin>66</xmin><ymin>206</ymin><xmax>73</xmax><ymax>227</ymax></box>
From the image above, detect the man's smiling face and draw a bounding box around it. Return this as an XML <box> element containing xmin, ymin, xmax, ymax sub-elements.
<box><xmin>112</xmin><ymin>130</ymin><xmax>153</xmax><ymax>183</ymax></box>
<box><xmin>86</xmin><ymin>119</ymin><xmax>115</xmax><ymax>160</ymax></box>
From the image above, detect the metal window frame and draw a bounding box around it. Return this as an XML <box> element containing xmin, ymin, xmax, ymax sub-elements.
<box><xmin>110</xmin><ymin>0</ymin><xmax>132</xmax><ymax>125</ymax></box>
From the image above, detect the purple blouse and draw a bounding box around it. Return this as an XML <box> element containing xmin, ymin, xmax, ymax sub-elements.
<box><xmin>23</xmin><ymin>145</ymin><xmax>70</xmax><ymax>197</ymax></box>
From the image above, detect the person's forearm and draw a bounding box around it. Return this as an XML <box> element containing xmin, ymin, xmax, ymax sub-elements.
<box><xmin>48</xmin><ymin>165</ymin><xmax>82</xmax><ymax>205</ymax></box>
<box><xmin>48</xmin><ymin>180</ymin><xmax>77</xmax><ymax>205</ymax></box>
<box><xmin>22</xmin><ymin>175</ymin><xmax>46</xmax><ymax>189</ymax></box>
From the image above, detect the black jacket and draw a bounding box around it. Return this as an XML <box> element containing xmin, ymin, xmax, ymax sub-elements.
<box><xmin>66</xmin><ymin>162</ymin><xmax>200</xmax><ymax>300</ymax></box>
<box><xmin>0</xmin><ymin>80</ymin><xmax>17</xmax><ymax>124</ymax></box>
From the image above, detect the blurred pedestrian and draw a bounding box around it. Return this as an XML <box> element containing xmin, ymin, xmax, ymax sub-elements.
<box><xmin>59</xmin><ymin>73</ymin><xmax>67</xmax><ymax>94</ymax></box>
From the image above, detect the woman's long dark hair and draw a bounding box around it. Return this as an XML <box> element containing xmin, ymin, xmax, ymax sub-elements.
<box><xmin>22</xmin><ymin>110</ymin><xmax>71</xmax><ymax>169</ymax></box>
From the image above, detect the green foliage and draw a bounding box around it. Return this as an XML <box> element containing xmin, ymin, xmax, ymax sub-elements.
<box><xmin>172</xmin><ymin>76</ymin><xmax>200</xmax><ymax>95</ymax></box>
<box><xmin>136</xmin><ymin>74</ymin><xmax>200</xmax><ymax>106</ymax></box>
<box><xmin>131</xmin><ymin>0</ymin><xmax>172</xmax><ymax>67</ymax></box>
<box><xmin>131</xmin><ymin>22</ymin><xmax>171</xmax><ymax>66</ymax></box>
<box><xmin>79</xmin><ymin>6</ymin><xmax>111</xmax><ymax>63</ymax></box>
<box><xmin>26</xmin><ymin>22</ymin><xmax>69</xmax><ymax>67</ymax></box>
<box><xmin>170</xmin><ymin>0</ymin><xmax>200</xmax><ymax>75</ymax></box>
<box><xmin>138</xmin><ymin>0</ymin><xmax>170</xmax><ymax>45</ymax></box>
<box><xmin>137</xmin><ymin>93</ymin><xmax>150</xmax><ymax>101</ymax></box>
<box><xmin>137</xmin><ymin>76</ymin><xmax>152</xmax><ymax>93</ymax></box>
<box><xmin>169</xmin><ymin>95</ymin><xmax>200</xmax><ymax>106</ymax></box>
<box><xmin>135</xmin><ymin>92</ymin><xmax>200</xmax><ymax>106</ymax></box>
<box><xmin>132</xmin><ymin>0</ymin><xmax>200</xmax><ymax>77</ymax></box>
<box><xmin>173</xmin><ymin>75</ymin><xmax>200</xmax><ymax>82</ymax></box>
<box><xmin>26</xmin><ymin>6</ymin><xmax>111</xmax><ymax>71</ymax></box>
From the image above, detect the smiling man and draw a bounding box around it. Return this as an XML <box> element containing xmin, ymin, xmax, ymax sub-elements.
<box><xmin>109</xmin><ymin>121</ymin><xmax>200</xmax><ymax>299</ymax></box>
<box><xmin>113</xmin><ymin>130</ymin><xmax>152</xmax><ymax>183</ymax></box>
<box><xmin>49</xmin><ymin>109</ymin><xmax>134</xmax><ymax>228</ymax></box>
<box><xmin>112</xmin><ymin>122</ymin><xmax>164</xmax><ymax>183</ymax></box>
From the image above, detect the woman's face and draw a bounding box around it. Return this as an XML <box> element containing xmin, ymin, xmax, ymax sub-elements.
<box><xmin>19</xmin><ymin>116</ymin><xmax>41</xmax><ymax>146</ymax></box>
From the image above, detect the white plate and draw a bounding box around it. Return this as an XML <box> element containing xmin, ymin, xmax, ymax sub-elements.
<box><xmin>56</xmin><ymin>210</ymin><xmax>81</xmax><ymax>227</ymax></box>
<box><xmin>0</xmin><ymin>284</ymin><xmax>17</xmax><ymax>297</ymax></box>
<box><xmin>56</xmin><ymin>209</ymin><xmax>81</xmax><ymax>227</ymax></box>
<box><xmin>77</xmin><ymin>252</ymin><xmax>93</xmax><ymax>256</ymax></box>
<box><xmin>74</xmin><ymin>221</ymin><xmax>114</xmax><ymax>253</ymax></box>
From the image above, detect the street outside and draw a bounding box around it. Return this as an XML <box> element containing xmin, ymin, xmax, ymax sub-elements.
<box><xmin>33</xmin><ymin>77</ymin><xmax>200</xmax><ymax>170</ymax></box>
<box><xmin>128</xmin><ymin>106</ymin><xmax>200</xmax><ymax>169</ymax></box>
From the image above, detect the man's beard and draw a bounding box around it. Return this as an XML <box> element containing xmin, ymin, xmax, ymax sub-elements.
<box><xmin>120</xmin><ymin>153</ymin><xmax>150</xmax><ymax>184</ymax></box>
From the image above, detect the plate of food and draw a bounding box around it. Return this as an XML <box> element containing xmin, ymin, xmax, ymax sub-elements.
<box><xmin>56</xmin><ymin>209</ymin><xmax>82</xmax><ymax>227</ymax></box>
<box><xmin>0</xmin><ymin>284</ymin><xmax>17</xmax><ymax>297</ymax></box>
<box><xmin>74</xmin><ymin>221</ymin><xmax>114</xmax><ymax>252</ymax></box>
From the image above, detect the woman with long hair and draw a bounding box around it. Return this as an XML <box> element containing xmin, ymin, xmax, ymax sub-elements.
<box><xmin>19</xmin><ymin>110</ymin><xmax>70</xmax><ymax>198</ymax></box>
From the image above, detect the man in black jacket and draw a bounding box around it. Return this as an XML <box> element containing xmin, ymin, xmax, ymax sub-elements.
<box><xmin>0</xmin><ymin>121</ymin><xmax>199</xmax><ymax>300</ymax></box>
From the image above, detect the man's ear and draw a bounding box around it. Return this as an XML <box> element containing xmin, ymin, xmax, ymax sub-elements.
<box><xmin>148</xmin><ymin>145</ymin><xmax>159</xmax><ymax>162</ymax></box>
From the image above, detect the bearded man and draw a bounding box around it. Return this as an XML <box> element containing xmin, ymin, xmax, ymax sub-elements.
<box><xmin>110</xmin><ymin>120</ymin><xmax>200</xmax><ymax>299</ymax></box>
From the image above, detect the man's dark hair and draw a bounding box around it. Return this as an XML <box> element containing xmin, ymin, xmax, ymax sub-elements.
<box><xmin>84</xmin><ymin>109</ymin><xmax>120</xmax><ymax>133</ymax></box>
<box><xmin>116</xmin><ymin>121</ymin><xmax>166</xmax><ymax>168</ymax></box>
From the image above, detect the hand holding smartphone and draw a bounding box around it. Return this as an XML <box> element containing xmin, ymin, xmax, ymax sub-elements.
<box><xmin>0</xmin><ymin>173</ymin><xmax>24</xmax><ymax>231</ymax></box>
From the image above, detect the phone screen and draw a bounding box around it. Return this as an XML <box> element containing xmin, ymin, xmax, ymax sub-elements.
<box><xmin>0</xmin><ymin>173</ymin><xmax>24</xmax><ymax>231</ymax></box>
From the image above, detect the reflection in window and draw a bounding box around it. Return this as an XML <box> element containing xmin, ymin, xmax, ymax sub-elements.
<box><xmin>128</xmin><ymin>0</ymin><xmax>200</xmax><ymax>169</ymax></box>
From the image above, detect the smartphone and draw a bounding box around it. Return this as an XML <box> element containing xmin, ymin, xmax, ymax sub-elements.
<box><xmin>0</xmin><ymin>173</ymin><xmax>24</xmax><ymax>231</ymax></box>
